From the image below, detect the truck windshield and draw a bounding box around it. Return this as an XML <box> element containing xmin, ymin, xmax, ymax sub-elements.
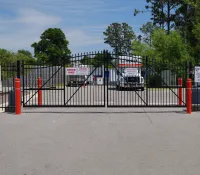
<box><xmin>125</xmin><ymin>77</ymin><xmax>140</xmax><ymax>82</ymax></box>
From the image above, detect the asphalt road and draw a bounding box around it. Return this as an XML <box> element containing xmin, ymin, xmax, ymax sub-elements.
<box><xmin>23</xmin><ymin>85</ymin><xmax>187</xmax><ymax>107</ymax></box>
<box><xmin>0</xmin><ymin>108</ymin><xmax>200</xmax><ymax>175</ymax></box>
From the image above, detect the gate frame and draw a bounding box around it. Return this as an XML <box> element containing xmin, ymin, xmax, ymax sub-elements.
<box><xmin>20</xmin><ymin>51</ymin><xmax>188</xmax><ymax>108</ymax></box>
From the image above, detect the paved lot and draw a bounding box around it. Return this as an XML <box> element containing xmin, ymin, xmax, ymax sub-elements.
<box><xmin>24</xmin><ymin>86</ymin><xmax>186</xmax><ymax>107</ymax></box>
<box><xmin>0</xmin><ymin>107</ymin><xmax>200</xmax><ymax>175</ymax></box>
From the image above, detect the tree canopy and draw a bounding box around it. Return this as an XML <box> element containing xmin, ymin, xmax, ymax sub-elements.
<box><xmin>140</xmin><ymin>22</ymin><xmax>159</xmax><ymax>46</ymax></box>
<box><xmin>31</xmin><ymin>28</ymin><xmax>71</xmax><ymax>65</ymax></box>
<box><xmin>103</xmin><ymin>23</ymin><xmax>136</xmax><ymax>55</ymax></box>
<box><xmin>0</xmin><ymin>49</ymin><xmax>35</xmax><ymax>65</ymax></box>
<box><xmin>133</xmin><ymin>0</ymin><xmax>200</xmax><ymax>65</ymax></box>
<box><xmin>79</xmin><ymin>51</ymin><xmax>113</xmax><ymax>67</ymax></box>
<box><xmin>132</xmin><ymin>29</ymin><xmax>190</xmax><ymax>65</ymax></box>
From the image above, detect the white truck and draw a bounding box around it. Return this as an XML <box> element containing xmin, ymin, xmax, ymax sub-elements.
<box><xmin>66</xmin><ymin>67</ymin><xmax>89</xmax><ymax>87</ymax></box>
<box><xmin>116</xmin><ymin>68</ymin><xmax>144</xmax><ymax>91</ymax></box>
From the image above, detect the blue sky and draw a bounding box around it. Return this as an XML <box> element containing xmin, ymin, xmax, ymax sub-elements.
<box><xmin>0</xmin><ymin>0</ymin><xmax>151</xmax><ymax>54</ymax></box>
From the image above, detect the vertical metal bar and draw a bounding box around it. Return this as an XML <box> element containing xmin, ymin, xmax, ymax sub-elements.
<box><xmin>77</xmin><ymin>53</ymin><xmax>79</xmax><ymax>106</ymax></box>
<box><xmin>166</xmin><ymin>67</ymin><xmax>168</xmax><ymax>105</ymax></box>
<box><xmin>27</xmin><ymin>63</ymin><xmax>30</xmax><ymax>106</ymax></box>
<box><xmin>42</xmin><ymin>63</ymin><xmax>44</xmax><ymax>106</ymax></box>
<box><xmin>146</xmin><ymin>56</ymin><xmax>148</xmax><ymax>106</ymax></box>
<box><xmin>56</xmin><ymin>66</ymin><xmax>58</xmax><ymax>106</ymax></box>
<box><xmin>51</xmin><ymin>66</ymin><xmax>53</xmax><ymax>106</ymax></box>
<box><xmin>22</xmin><ymin>61</ymin><xmax>25</xmax><ymax>107</ymax></box>
<box><xmin>82</xmin><ymin>53</ymin><xmax>85</xmax><ymax>106</ymax></box>
<box><xmin>1</xmin><ymin>65</ymin><xmax>3</xmax><ymax>109</ymax></box>
<box><xmin>197</xmin><ymin>83</ymin><xmax>198</xmax><ymax>110</ymax></box>
<box><xmin>113</xmin><ymin>52</ymin><xmax>115</xmax><ymax>106</ymax></box>
<box><xmin>169</xmin><ymin>68</ymin><xmax>170</xmax><ymax>106</ymax></box>
<box><xmin>157</xmin><ymin>60</ymin><xmax>159</xmax><ymax>106</ymax></box>
<box><xmin>15</xmin><ymin>61</ymin><xmax>20</xmax><ymax>109</ymax></box>
<box><xmin>47</xmin><ymin>64</ymin><xmax>49</xmax><ymax>106</ymax></box>
<box><xmin>189</xmin><ymin>61</ymin><xmax>192</xmax><ymax>79</ymax></box>
<box><xmin>17</xmin><ymin>60</ymin><xmax>20</xmax><ymax>79</ymax></box>
<box><xmin>85</xmin><ymin>52</ymin><xmax>87</xmax><ymax>106</ymax></box>
<box><xmin>92</xmin><ymin>52</ymin><xmax>94</xmax><ymax>106</ymax></box>
<box><xmin>64</xmin><ymin>63</ymin><xmax>66</xmax><ymax>106</ymax></box>
<box><xmin>34</xmin><ymin>62</ymin><xmax>36</xmax><ymax>106</ymax></box>
<box><xmin>152</xmin><ymin>58</ymin><xmax>154</xmax><ymax>106</ymax></box>
<box><xmin>26</xmin><ymin>63</ymin><xmax>28</xmax><ymax>106</ymax></box>
<box><xmin>73</xmin><ymin>54</ymin><xmax>75</xmax><ymax>106</ymax></box>
<box><xmin>56</xmin><ymin>65</ymin><xmax>59</xmax><ymax>106</ymax></box>
<box><xmin>51</xmin><ymin>65</ymin><xmax>53</xmax><ymax>106</ymax></box>
<box><xmin>127</xmin><ymin>55</ymin><xmax>129</xmax><ymax>106</ymax></box>
<box><xmin>40</xmin><ymin>61</ymin><xmax>42</xmax><ymax>106</ymax></box>
<box><xmin>83</xmin><ymin>52</ymin><xmax>85</xmax><ymax>105</ymax></box>
<box><xmin>117</xmin><ymin>53</ymin><xmax>121</xmax><ymax>106</ymax></box>
<box><xmin>5</xmin><ymin>64</ymin><xmax>6</xmax><ymax>110</ymax></box>
<box><xmin>170</xmin><ymin>66</ymin><xmax>172</xmax><ymax>106</ymax></box>
<box><xmin>104</xmin><ymin>50</ymin><xmax>107</xmax><ymax>107</ymax></box>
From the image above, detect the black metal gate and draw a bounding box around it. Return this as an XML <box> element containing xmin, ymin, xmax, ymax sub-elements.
<box><xmin>106</xmin><ymin>54</ymin><xmax>187</xmax><ymax>107</ymax></box>
<box><xmin>22</xmin><ymin>52</ymin><xmax>106</xmax><ymax>107</ymax></box>
<box><xmin>20</xmin><ymin>51</ymin><xmax>187</xmax><ymax>108</ymax></box>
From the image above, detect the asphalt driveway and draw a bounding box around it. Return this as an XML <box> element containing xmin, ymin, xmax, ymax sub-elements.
<box><xmin>0</xmin><ymin>107</ymin><xmax>199</xmax><ymax>175</ymax></box>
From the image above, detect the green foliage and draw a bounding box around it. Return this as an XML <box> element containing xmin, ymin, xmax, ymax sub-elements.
<box><xmin>193</xmin><ymin>24</ymin><xmax>200</xmax><ymax>41</ymax></box>
<box><xmin>103</xmin><ymin>23</ymin><xmax>136</xmax><ymax>54</ymax></box>
<box><xmin>93</xmin><ymin>52</ymin><xmax>113</xmax><ymax>67</ymax></box>
<box><xmin>0</xmin><ymin>49</ymin><xmax>14</xmax><ymax>64</ymax></box>
<box><xmin>18</xmin><ymin>49</ymin><xmax>33</xmax><ymax>58</ymax></box>
<box><xmin>135</xmin><ymin>0</ymin><xmax>181</xmax><ymax>33</ymax></box>
<box><xmin>79</xmin><ymin>52</ymin><xmax>114</xmax><ymax>67</ymax></box>
<box><xmin>140</xmin><ymin>0</ymin><xmax>200</xmax><ymax>65</ymax></box>
<box><xmin>132</xmin><ymin>29</ymin><xmax>190</xmax><ymax>73</ymax></box>
<box><xmin>31</xmin><ymin>28</ymin><xmax>71</xmax><ymax>65</ymax></box>
<box><xmin>80</xmin><ymin>56</ymin><xmax>93</xmax><ymax>65</ymax></box>
<box><xmin>140</xmin><ymin>22</ymin><xmax>159</xmax><ymax>46</ymax></box>
<box><xmin>190</xmin><ymin>0</ymin><xmax>200</xmax><ymax>64</ymax></box>
<box><xmin>132</xmin><ymin>40</ymin><xmax>153</xmax><ymax>57</ymax></box>
<box><xmin>0</xmin><ymin>49</ymin><xmax>35</xmax><ymax>64</ymax></box>
<box><xmin>0</xmin><ymin>48</ymin><xmax>36</xmax><ymax>80</ymax></box>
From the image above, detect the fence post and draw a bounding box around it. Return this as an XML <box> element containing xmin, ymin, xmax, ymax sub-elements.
<box><xmin>178</xmin><ymin>77</ymin><xmax>183</xmax><ymax>106</ymax></box>
<box><xmin>15</xmin><ymin>78</ymin><xmax>21</xmax><ymax>115</ymax></box>
<box><xmin>186</xmin><ymin>78</ymin><xmax>192</xmax><ymax>114</ymax></box>
<box><xmin>17</xmin><ymin>60</ymin><xmax>20</xmax><ymax>79</ymax></box>
<box><xmin>189</xmin><ymin>61</ymin><xmax>193</xmax><ymax>79</ymax></box>
<box><xmin>38</xmin><ymin>77</ymin><xmax>42</xmax><ymax>106</ymax></box>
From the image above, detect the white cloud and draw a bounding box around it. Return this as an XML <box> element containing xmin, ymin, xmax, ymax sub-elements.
<box><xmin>17</xmin><ymin>8</ymin><xmax>61</xmax><ymax>26</ymax></box>
<box><xmin>0</xmin><ymin>0</ymin><xmax>133</xmax><ymax>54</ymax></box>
<box><xmin>66</xmin><ymin>29</ymin><xmax>103</xmax><ymax>46</ymax></box>
<box><xmin>0</xmin><ymin>7</ymin><xmax>106</xmax><ymax>53</ymax></box>
<box><xmin>0</xmin><ymin>8</ymin><xmax>61</xmax><ymax>51</ymax></box>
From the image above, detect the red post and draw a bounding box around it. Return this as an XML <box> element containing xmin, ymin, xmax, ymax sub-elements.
<box><xmin>186</xmin><ymin>78</ymin><xmax>192</xmax><ymax>114</ymax></box>
<box><xmin>38</xmin><ymin>77</ymin><xmax>42</xmax><ymax>106</ymax></box>
<box><xmin>15</xmin><ymin>78</ymin><xmax>21</xmax><ymax>115</ymax></box>
<box><xmin>178</xmin><ymin>78</ymin><xmax>183</xmax><ymax>105</ymax></box>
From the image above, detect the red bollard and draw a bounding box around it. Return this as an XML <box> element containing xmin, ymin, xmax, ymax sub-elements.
<box><xmin>37</xmin><ymin>77</ymin><xmax>42</xmax><ymax>106</ymax></box>
<box><xmin>178</xmin><ymin>78</ymin><xmax>183</xmax><ymax>105</ymax></box>
<box><xmin>15</xmin><ymin>78</ymin><xmax>21</xmax><ymax>115</ymax></box>
<box><xmin>186</xmin><ymin>78</ymin><xmax>192</xmax><ymax>114</ymax></box>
